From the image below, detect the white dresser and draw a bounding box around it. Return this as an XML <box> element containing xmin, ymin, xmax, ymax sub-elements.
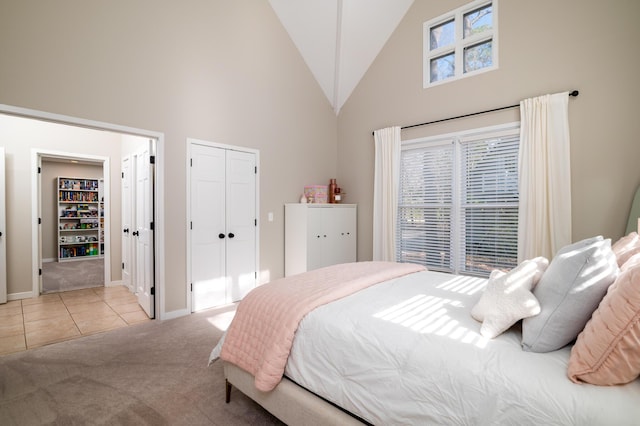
<box><xmin>284</xmin><ymin>203</ymin><xmax>357</xmax><ymax>276</ymax></box>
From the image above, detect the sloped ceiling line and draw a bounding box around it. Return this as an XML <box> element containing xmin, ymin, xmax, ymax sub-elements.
<box><xmin>332</xmin><ymin>0</ymin><xmax>344</xmax><ymax>113</ymax></box>
<box><xmin>269</xmin><ymin>0</ymin><xmax>415</xmax><ymax>115</ymax></box>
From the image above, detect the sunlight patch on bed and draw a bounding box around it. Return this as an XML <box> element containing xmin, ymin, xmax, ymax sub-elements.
<box><xmin>373</xmin><ymin>294</ymin><xmax>488</xmax><ymax>348</ymax></box>
<box><xmin>435</xmin><ymin>275</ymin><xmax>486</xmax><ymax>295</ymax></box>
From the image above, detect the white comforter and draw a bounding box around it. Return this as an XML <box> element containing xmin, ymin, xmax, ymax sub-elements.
<box><xmin>285</xmin><ymin>270</ymin><xmax>640</xmax><ymax>425</ymax></box>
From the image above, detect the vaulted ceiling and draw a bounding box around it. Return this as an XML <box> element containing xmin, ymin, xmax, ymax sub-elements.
<box><xmin>269</xmin><ymin>0</ymin><xmax>414</xmax><ymax>114</ymax></box>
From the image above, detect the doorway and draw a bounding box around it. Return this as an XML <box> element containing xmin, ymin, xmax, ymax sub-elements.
<box><xmin>40</xmin><ymin>155</ymin><xmax>107</xmax><ymax>293</ymax></box>
<box><xmin>0</xmin><ymin>104</ymin><xmax>166</xmax><ymax>319</ymax></box>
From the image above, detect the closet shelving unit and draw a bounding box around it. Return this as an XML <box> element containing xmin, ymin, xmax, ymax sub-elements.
<box><xmin>57</xmin><ymin>177</ymin><xmax>103</xmax><ymax>261</ymax></box>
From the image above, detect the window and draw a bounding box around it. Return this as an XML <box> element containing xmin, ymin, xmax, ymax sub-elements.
<box><xmin>424</xmin><ymin>0</ymin><xmax>497</xmax><ymax>87</ymax></box>
<box><xmin>396</xmin><ymin>124</ymin><xmax>519</xmax><ymax>277</ymax></box>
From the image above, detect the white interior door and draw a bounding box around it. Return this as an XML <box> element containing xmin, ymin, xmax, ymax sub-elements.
<box><xmin>36</xmin><ymin>154</ymin><xmax>43</xmax><ymax>294</ymax></box>
<box><xmin>121</xmin><ymin>155</ymin><xmax>133</xmax><ymax>292</ymax></box>
<box><xmin>134</xmin><ymin>143</ymin><xmax>154</xmax><ymax>317</ymax></box>
<box><xmin>226</xmin><ymin>150</ymin><xmax>257</xmax><ymax>302</ymax></box>
<box><xmin>0</xmin><ymin>147</ymin><xmax>6</xmax><ymax>303</ymax></box>
<box><xmin>190</xmin><ymin>144</ymin><xmax>226</xmax><ymax>311</ymax></box>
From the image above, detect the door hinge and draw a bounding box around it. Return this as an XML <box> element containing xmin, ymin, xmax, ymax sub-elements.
<box><xmin>122</xmin><ymin>262</ymin><xmax>125</xmax><ymax>270</ymax></box>
<box><xmin>38</xmin><ymin>167</ymin><xmax>41</xmax><ymax>174</ymax></box>
<box><xmin>255</xmin><ymin>219</ymin><xmax>257</xmax><ymax>226</ymax></box>
<box><xmin>39</xmin><ymin>268</ymin><xmax>42</xmax><ymax>276</ymax></box>
<box><xmin>255</xmin><ymin>271</ymin><xmax>257</xmax><ymax>279</ymax></box>
<box><xmin>150</xmin><ymin>221</ymin><xmax>154</xmax><ymax>230</ymax></box>
<box><xmin>190</xmin><ymin>221</ymin><xmax>193</xmax><ymax>230</ymax></box>
<box><xmin>150</xmin><ymin>287</ymin><xmax>155</xmax><ymax>295</ymax></box>
<box><xmin>190</xmin><ymin>158</ymin><xmax>193</xmax><ymax>167</ymax></box>
<box><xmin>122</xmin><ymin>172</ymin><xmax>124</xmax><ymax>178</ymax></box>
<box><xmin>150</xmin><ymin>155</ymin><xmax>156</xmax><ymax>164</ymax></box>
<box><xmin>38</xmin><ymin>217</ymin><xmax>42</xmax><ymax>225</ymax></box>
<box><xmin>190</xmin><ymin>283</ymin><xmax>193</xmax><ymax>292</ymax></box>
<box><xmin>254</xmin><ymin>166</ymin><xmax>257</xmax><ymax>174</ymax></box>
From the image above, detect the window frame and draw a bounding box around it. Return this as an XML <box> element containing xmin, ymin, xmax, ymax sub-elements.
<box><xmin>397</xmin><ymin>122</ymin><xmax>520</xmax><ymax>277</ymax></box>
<box><xmin>423</xmin><ymin>0</ymin><xmax>498</xmax><ymax>88</ymax></box>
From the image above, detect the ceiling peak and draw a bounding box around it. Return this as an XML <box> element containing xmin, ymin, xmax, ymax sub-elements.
<box><xmin>269</xmin><ymin>0</ymin><xmax>414</xmax><ymax>114</ymax></box>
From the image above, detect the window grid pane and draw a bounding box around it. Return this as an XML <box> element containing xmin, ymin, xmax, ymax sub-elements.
<box><xmin>464</xmin><ymin>40</ymin><xmax>493</xmax><ymax>73</ymax></box>
<box><xmin>463</xmin><ymin>4</ymin><xmax>493</xmax><ymax>38</ymax></box>
<box><xmin>459</xmin><ymin>137</ymin><xmax>519</xmax><ymax>276</ymax></box>
<box><xmin>397</xmin><ymin>144</ymin><xmax>454</xmax><ymax>271</ymax></box>
<box><xmin>398</xmin><ymin>206</ymin><xmax>452</xmax><ymax>271</ymax></box>
<box><xmin>430</xmin><ymin>19</ymin><xmax>455</xmax><ymax>50</ymax></box>
<box><xmin>430</xmin><ymin>53</ymin><xmax>455</xmax><ymax>83</ymax></box>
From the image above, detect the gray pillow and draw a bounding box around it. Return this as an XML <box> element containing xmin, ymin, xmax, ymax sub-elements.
<box><xmin>522</xmin><ymin>236</ymin><xmax>619</xmax><ymax>352</ymax></box>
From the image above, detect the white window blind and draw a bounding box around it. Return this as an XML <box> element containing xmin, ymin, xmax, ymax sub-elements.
<box><xmin>397</xmin><ymin>142</ymin><xmax>454</xmax><ymax>272</ymax></box>
<box><xmin>397</xmin><ymin>125</ymin><xmax>519</xmax><ymax>277</ymax></box>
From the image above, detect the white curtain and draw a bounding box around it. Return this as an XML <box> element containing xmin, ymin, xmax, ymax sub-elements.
<box><xmin>373</xmin><ymin>126</ymin><xmax>401</xmax><ymax>261</ymax></box>
<box><xmin>518</xmin><ymin>92</ymin><xmax>572</xmax><ymax>261</ymax></box>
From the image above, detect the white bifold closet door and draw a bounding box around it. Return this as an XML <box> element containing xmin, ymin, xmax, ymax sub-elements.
<box><xmin>190</xmin><ymin>143</ymin><xmax>257</xmax><ymax>311</ymax></box>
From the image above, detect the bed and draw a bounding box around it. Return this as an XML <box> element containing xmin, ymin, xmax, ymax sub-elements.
<box><xmin>210</xmin><ymin>245</ymin><xmax>640</xmax><ymax>425</ymax></box>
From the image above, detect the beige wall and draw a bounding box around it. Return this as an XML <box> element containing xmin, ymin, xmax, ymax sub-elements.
<box><xmin>41</xmin><ymin>161</ymin><xmax>104</xmax><ymax>260</ymax></box>
<box><xmin>5</xmin><ymin>0</ymin><xmax>634</xmax><ymax>314</ymax></box>
<box><xmin>338</xmin><ymin>0</ymin><xmax>640</xmax><ymax>260</ymax></box>
<box><xmin>0</xmin><ymin>115</ymin><xmax>123</xmax><ymax>296</ymax></box>
<box><xmin>0</xmin><ymin>1</ymin><xmax>337</xmax><ymax>314</ymax></box>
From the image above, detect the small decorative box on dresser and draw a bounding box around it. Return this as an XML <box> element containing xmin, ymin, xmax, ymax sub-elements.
<box><xmin>285</xmin><ymin>203</ymin><xmax>357</xmax><ymax>277</ymax></box>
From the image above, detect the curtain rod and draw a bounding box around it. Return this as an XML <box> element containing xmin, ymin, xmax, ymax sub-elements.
<box><xmin>373</xmin><ymin>90</ymin><xmax>579</xmax><ymax>136</ymax></box>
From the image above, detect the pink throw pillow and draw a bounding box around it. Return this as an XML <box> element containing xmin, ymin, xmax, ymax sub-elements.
<box><xmin>567</xmin><ymin>264</ymin><xmax>640</xmax><ymax>385</ymax></box>
<box><xmin>612</xmin><ymin>232</ymin><xmax>640</xmax><ymax>267</ymax></box>
<box><xmin>622</xmin><ymin>252</ymin><xmax>640</xmax><ymax>273</ymax></box>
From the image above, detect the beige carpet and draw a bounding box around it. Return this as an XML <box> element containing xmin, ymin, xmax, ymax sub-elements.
<box><xmin>42</xmin><ymin>259</ymin><xmax>105</xmax><ymax>293</ymax></box>
<box><xmin>0</xmin><ymin>304</ymin><xmax>283</xmax><ymax>425</ymax></box>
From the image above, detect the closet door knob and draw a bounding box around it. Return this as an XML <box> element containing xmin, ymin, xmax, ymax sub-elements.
<box><xmin>218</xmin><ymin>233</ymin><xmax>225</xmax><ymax>239</ymax></box>
<box><xmin>228</xmin><ymin>233</ymin><xmax>235</xmax><ymax>239</ymax></box>
<box><xmin>123</xmin><ymin>228</ymin><xmax>129</xmax><ymax>234</ymax></box>
<box><xmin>132</xmin><ymin>231</ymin><xmax>139</xmax><ymax>236</ymax></box>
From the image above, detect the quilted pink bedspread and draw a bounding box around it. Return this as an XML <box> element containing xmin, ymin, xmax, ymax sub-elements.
<box><xmin>220</xmin><ymin>261</ymin><xmax>426</xmax><ymax>391</ymax></box>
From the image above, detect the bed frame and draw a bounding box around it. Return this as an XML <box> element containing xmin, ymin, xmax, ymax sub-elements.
<box><xmin>223</xmin><ymin>361</ymin><xmax>366</xmax><ymax>425</ymax></box>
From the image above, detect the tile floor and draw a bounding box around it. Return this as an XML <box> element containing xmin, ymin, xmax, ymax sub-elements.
<box><xmin>0</xmin><ymin>285</ymin><xmax>151</xmax><ymax>356</ymax></box>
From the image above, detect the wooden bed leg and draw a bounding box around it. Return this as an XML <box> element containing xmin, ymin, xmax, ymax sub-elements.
<box><xmin>225</xmin><ymin>379</ymin><xmax>232</xmax><ymax>403</ymax></box>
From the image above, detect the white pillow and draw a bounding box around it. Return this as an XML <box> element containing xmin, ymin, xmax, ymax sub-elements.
<box><xmin>522</xmin><ymin>236</ymin><xmax>619</xmax><ymax>352</ymax></box>
<box><xmin>471</xmin><ymin>257</ymin><xmax>549</xmax><ymax>339</ymax></box>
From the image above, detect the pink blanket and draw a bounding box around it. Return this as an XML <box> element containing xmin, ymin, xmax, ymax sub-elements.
<box><xmin>220</xmin><ymin>261</ymin><xmax>426</xmax><ymax>391</ymax></box>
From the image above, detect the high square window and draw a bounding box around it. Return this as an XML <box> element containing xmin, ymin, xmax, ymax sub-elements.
<box><xmin>424</xmin><ymin>0</ymin><xmax>498</xmax><ymax>88</ymax></box>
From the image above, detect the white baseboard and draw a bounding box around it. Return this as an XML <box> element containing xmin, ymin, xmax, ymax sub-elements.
<box><xmin>161</xmin><ymin>308</ymin><xmax>190</xmax><ymax>320</ymax></box>
<box><xmin>42</xmin><ymin>258</ymin><xmax>55</xmax><ymax>263</ymax></box>
<box><xmin>8</xmin><ymin>291</ymin><xmax>34</xmax><ymax>301</ymax></box>
<box><xmin>107</xmin><ymin>280</ymin><xmax>123</xmax><ymax>287</ymax></box>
